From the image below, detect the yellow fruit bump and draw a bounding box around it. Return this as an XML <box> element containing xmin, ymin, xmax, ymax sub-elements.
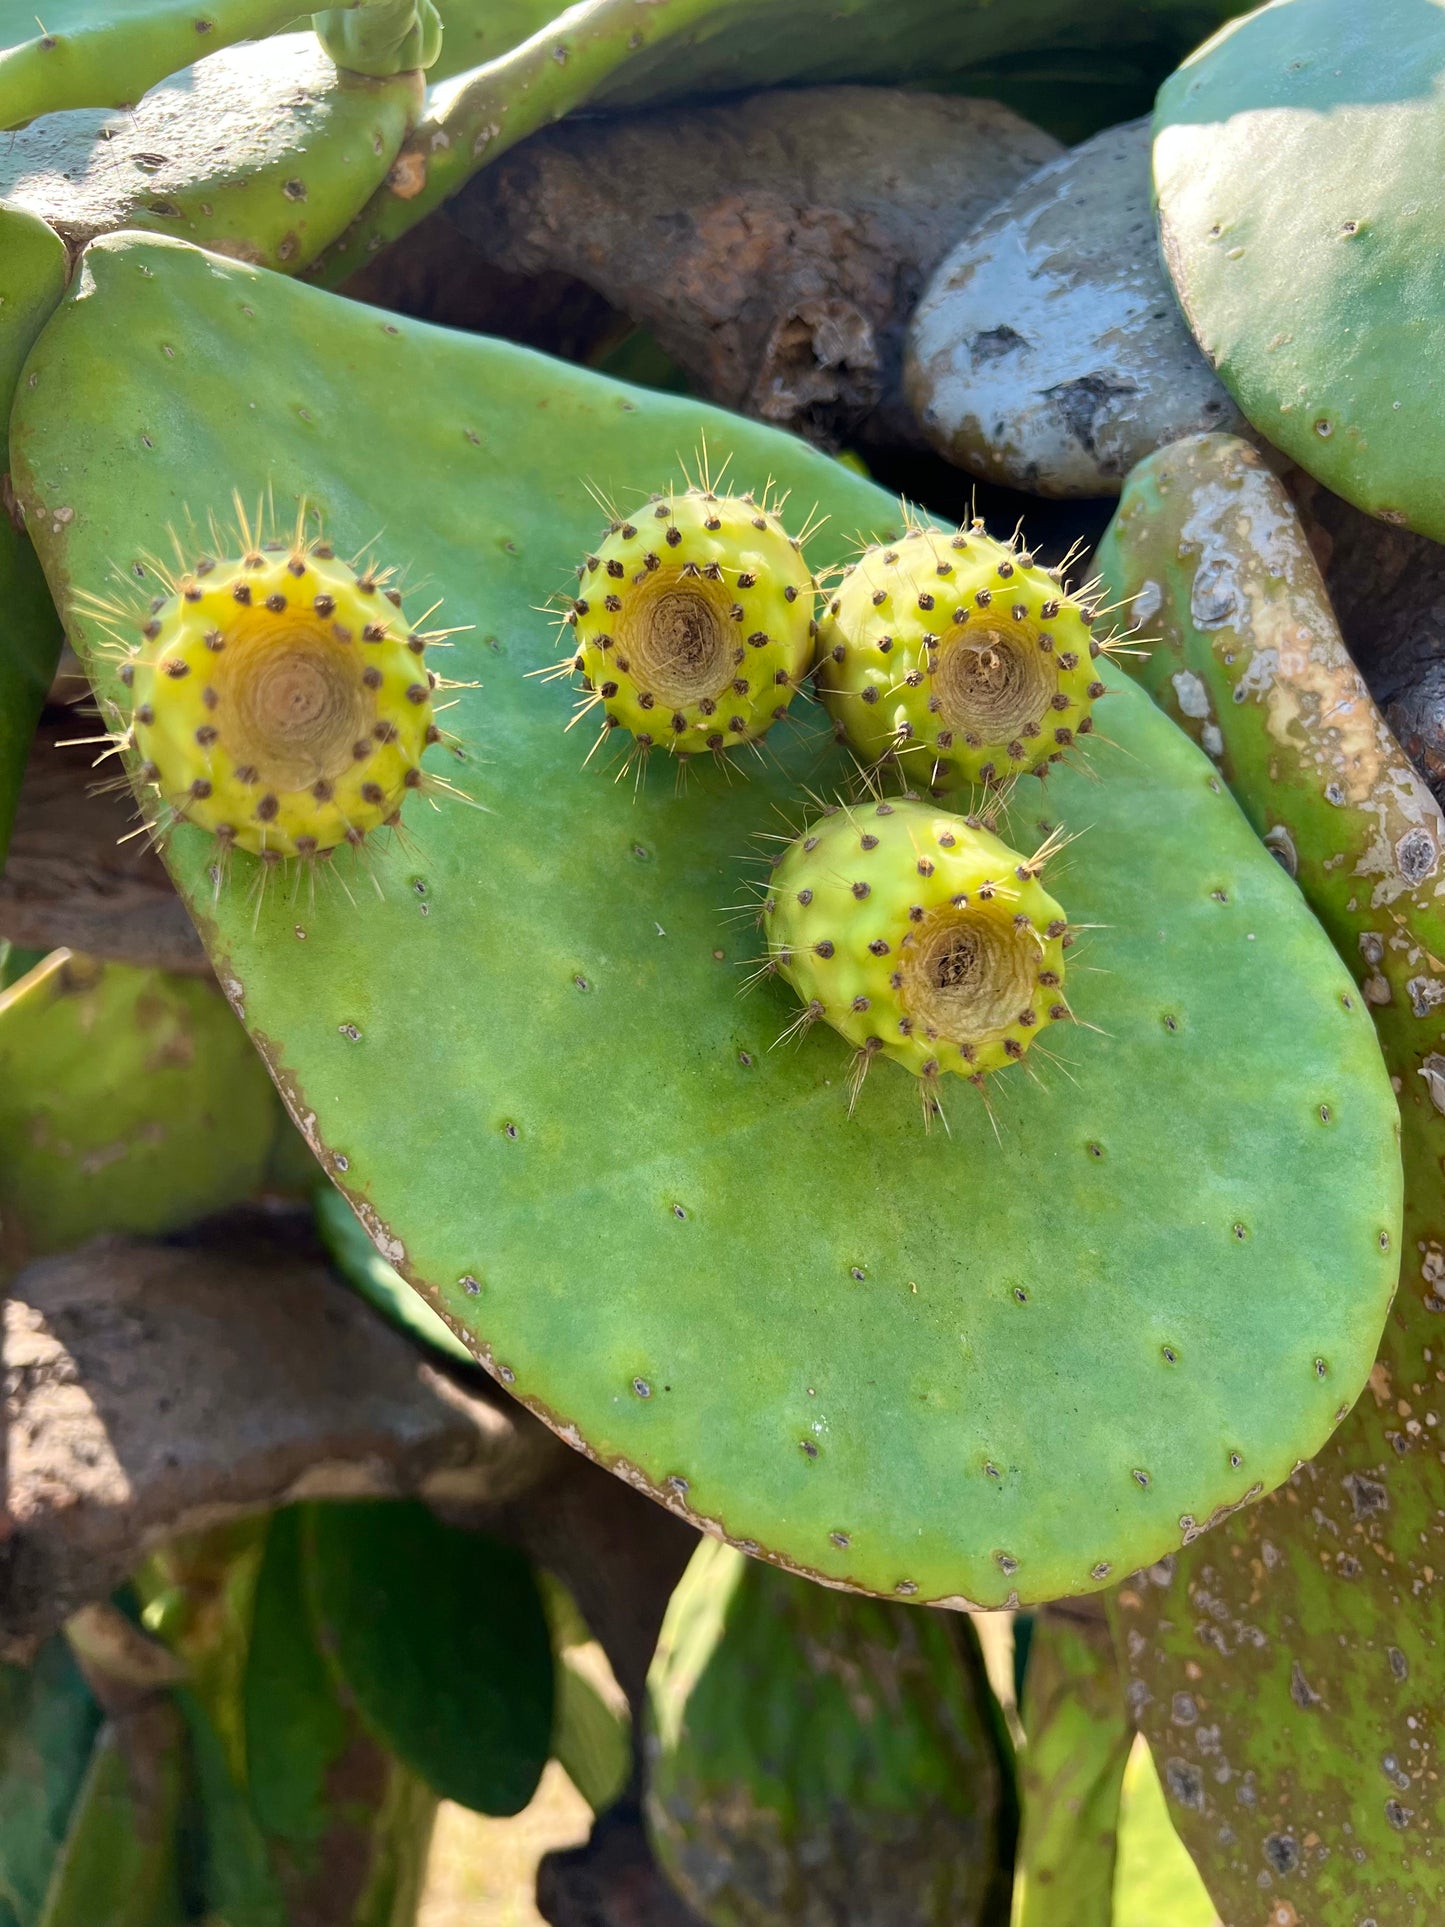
<box><xmin>757</xmin><ymin>796</ymin><xmax>1083</xmax><ymax>1124</ymax></box>
<box><xmin>74</xmin><ymin>497</ymin><xmax>468</xmax><ymax>871</ymax></box>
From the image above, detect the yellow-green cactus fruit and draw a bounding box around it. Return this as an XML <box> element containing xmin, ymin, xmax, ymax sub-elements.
<box><xmin>760</xmin><ymin>797</ymin><xmax>1072</xmax><ymax>1107</ymax></box>
<box><xmin>112</xmin><ymin>532</ymin><xmax>446</xmax><ymax>861</ymax></box>
<box><xmin>561</xmin><ymin>486</ymin><xmax>815</xmax><ymax>763</ymax></box>
<box><xmin>815</xmin><ymin>523</ymin><xmax>1107</xmax><ymax>792</ymax></box>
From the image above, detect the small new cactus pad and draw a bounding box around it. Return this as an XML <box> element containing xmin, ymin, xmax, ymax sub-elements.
<box><xmin>100</xmin><ymin>515</ymin><xmax>446</xmax><ymax>861</ymax></box>
<box><xmin>814</xmin><ymin>524</ymin><xmax>1107</xmax><ymax>791</ymax></box>
<box><xmin>561</xmin><ymin>484</ymin><xmax>814</xmax><ymax>764</ymax></box>
<box><xmin>762</xmin><ymin>799</ymin><xmax>1069</xmax><ymax>1101</ymax></box>
<box><xmin>16</xmin><ymin>236</ymin><xmax>1404</xmax><ymax>1607</ymax></box>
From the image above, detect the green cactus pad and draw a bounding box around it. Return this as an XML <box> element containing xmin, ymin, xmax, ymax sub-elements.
<box><xmin>0</xmin><ymin>0</ymin><xmax>303</xmax><ymax>130</ymax></box>
<box><xmin>13</xmin><ymin>234</ymin><xmax>1403</xmax><ymax>1606</ymax></box>
<box><xmin>762</xmin><ymin>800</ymin><xmax>1070</xmax><ymax>1100</ymax></box>
<box><xmin>562</xmin><ymin>484</ymin><xmax>814</xmax><ymax>762</ymax></box>
<box><xmin>1098</xmin><ymin>434</ymin><xmax>1445</xmax><ymax>1918</ymax></box>
<box><xmin>645</xmin><ymin>1536</ymin><xmax>1007</xmax><ymax>1925</ymax></box>
<box><xmin>0</xmin><ymin>35</ymin><xmax>423</xmax><ymax>277</ymax></box>
<box><xmin>106</xmin><ymin>526</ymin><xmax>444</xmax><ymax>861</ymax></box>
<box><xmin>0</xmin><ymin>951</ymin><xmax>277</xmax><ymax>1267</ymax></box>
<box><xmin>1153</xmin><ymin>0</ymin><xmax>1445</xmax><ymax>540</ymax></box>
<box><xmin>0</xmin><ymin>206</ymin><xmax>67</xmax><ymax>868</ymax></box>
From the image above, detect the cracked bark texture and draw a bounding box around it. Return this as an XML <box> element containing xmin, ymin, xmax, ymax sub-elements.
<box><xmin>0</xmin><ymin>1221</ymin><xmax>557</xmax><ymax>1657</ymax></box>
<box><xmin>0</xmin><ymin>710</ymin><xmax>208</xmax><ymax>975</ymax></box>
<box><xmin>448</xmin><ymin>87</ymin><xmax>1061</xmax><ymax>453</ymax></box>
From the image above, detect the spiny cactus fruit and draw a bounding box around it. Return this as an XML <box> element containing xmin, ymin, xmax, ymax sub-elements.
<box><xmin>555</xmin><ymin>479</ymin><xmax>815</xmax><ymax>771</ymax></box>
<box><xmin>814</xmin><ymin>521</ymin><xmax>1117</xmax><ymax>792</ymax></box>
<box><xmin>18</xmin><ymin>235</ymin><xmax>1405</xmax><ymax>1607</ymax></box>
<box><xmin>85</xmin><ymin>502</ymin><xmax>459</xmax><ymax>866</ymax></box>
<box><xmin>760</xmin><ymin>797</ymin><xmax>1071</xmax><ymax>1112</ymax></box>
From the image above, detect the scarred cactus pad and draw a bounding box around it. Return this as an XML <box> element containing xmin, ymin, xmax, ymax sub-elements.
<box><xmin>761</xmin><ymin>798</ymin><xmax>1069</xmax><ymax>1106</ymax></box>
<box><xmin>92</xmin><ymin>512</ymin><xmax>452</xmax><ymax>862</ymax></box>
<box><xmin>815</xmin><ymin>524</ymin><xmax>1107</xmax><ymax>791</ymax></box>
<box><xmin>560</xmin><ymin>483</ymin><xmax>815</xmax><ymax>766</ymax></box>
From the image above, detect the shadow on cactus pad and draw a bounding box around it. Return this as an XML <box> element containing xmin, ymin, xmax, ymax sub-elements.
<box><xmin>12</xmin><ymin>233</ymin><xmax>1402</xmax><ymax>1606</ymax></box>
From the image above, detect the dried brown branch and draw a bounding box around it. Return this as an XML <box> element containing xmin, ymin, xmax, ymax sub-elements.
<box><xmin>0</xmin><ymin>1218</ymin><xmax>559</xmax><ymax>1655</ymax></box>
<box><xmin>446</xmin><ymin>88</ymin><xmax>1061</xmax><ymax>453</ymax></box>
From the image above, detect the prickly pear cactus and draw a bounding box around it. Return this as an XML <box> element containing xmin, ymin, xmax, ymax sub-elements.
<box><xmin>0</xmin><ymin>951</ymin><xmax>278</xmax><ymax>1266</ymax></box>
<box><xmin>761</xmin><ymin>799</ymin><xmax>1070</xmax><ymax>1110</ymax></box>
<box><xmin>12</xmin><ymin>234</ymin><xmax>1404</xmax><ymax>1606</ymax></box>
<box><xmin>559</xmin><ymin>481</ymin><xmax>814</xmax><ymax>764</ymax></box>
<box><xmin>1097</xmin><ymin>433</ymin><xmax>1445</xmax><ymax>1920</ymax></box>
<box><xmin>644</xmin><ymin>1537</ymin><xmax>1008</xmax><ymax>1926</ymax></box>
<box><xmin>1153</xmin><ymin>0</ymin><xmax>1445</xmax><ymax>539</ymax></box>
<box><xmin>815</xmin><ymin>524</ymin><xmax>1109</xmax><ymax>789</ymax></box>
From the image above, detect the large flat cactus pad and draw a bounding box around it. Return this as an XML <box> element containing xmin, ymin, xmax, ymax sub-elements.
<box><xmin>11</xmin><ymin>235</ymin><xmax>1401</xmax><ymax>1606</ymax></box>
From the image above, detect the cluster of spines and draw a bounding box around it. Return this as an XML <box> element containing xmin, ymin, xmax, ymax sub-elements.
<box><xmin>72</xmin><ymin>497</ymin><xmax>470</xmax><ymax>896</ymax></box>
<box><xmin>542</xmin><ymin>463</ymin><xmax>819</xmax><ymax>785</ymax></box>
<box><xmin>814</xmin><ymin>515</ymin><xmax>1135</xmax><ymax>795</ymax></box>
<box><xmin>746</xmin><ymin>794</ymin><xmax>1082</xmax><ymax>1127</ymax></box>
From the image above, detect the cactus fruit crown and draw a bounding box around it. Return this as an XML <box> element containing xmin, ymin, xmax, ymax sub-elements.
<box><xmin>816</xmin><ymin>516</ymin><xmax>1133</xmax><ymax>794</ymax></box>
<box><xmin>546</xmin><ymin>462</ymin><xmax>818</xmax><ymax>778</ymax></box>
<box><xmin>757</xmin><ymin>795</ymin><xmax>1076</xmax><ymax>1121</ymax></box>
<box><xmin>77</xmin><ymin>496</ymin><xmax>467</xmax><ymax>874</ymax></box>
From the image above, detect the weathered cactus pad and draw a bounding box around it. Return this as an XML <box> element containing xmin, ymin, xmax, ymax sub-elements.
<box><xmin>1154</xmin><ymin>0</ymin><xmax>1445</xmax><ymax>539</ymax></box>
<box><xmin>645</xmin><ymin>1537</ymin><xmax>1007</xmax><ymax>1925</ymax></box>
<box><xmin>13</xmin><ymin>235</ymin><xmax>1402</xmax><ymax>1606</ymax></box>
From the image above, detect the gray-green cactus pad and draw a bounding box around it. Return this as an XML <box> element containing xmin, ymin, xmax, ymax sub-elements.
<box><xmin>11</xmin><ymin>234</ymin><xmax>1402</xmax><ymax>1606</ymax></box>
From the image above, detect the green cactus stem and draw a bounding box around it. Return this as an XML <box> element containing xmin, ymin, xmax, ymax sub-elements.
<box><xmin>760</xmin><ymin>797</ymin><xmax>1071</xmax><ymax>1114</ymax></box>
<box><xmin>557</xmin><ymin>480</ymin><xmax>815</xmax><ymax>768</ymax></box>
<box><xmin>1013</xmin><ymin>1606</ymin><xmax>1132</xmax><ymax>1927</ymax></box>
<box><xmin>12</xmin><ymin>234</ymin><xmax>1405</xmax><ymax>1608</ymax></box>
<box><xmin>0</xmin><ymin>205</ymin><xmax>67</xmax><ymax>868</ymax></box>
<box><xmin>815</xmin><ymin>522</ymin><xmax>1114</xmax><ymax>791</ymax></box>
<box><xmin>0</xmin><ymin>0</ymin><xmax>304</xmax><ymax>130</ymax></box>
<box><xmin>1097</xmin><ymin>431</ymin><xmax>1445</xmax><ymax>1921</ymax></box>
<box><xmin>0</xmin><ymin>35</ymin><xmax>424</xmax><ymax>276</ymax></box>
